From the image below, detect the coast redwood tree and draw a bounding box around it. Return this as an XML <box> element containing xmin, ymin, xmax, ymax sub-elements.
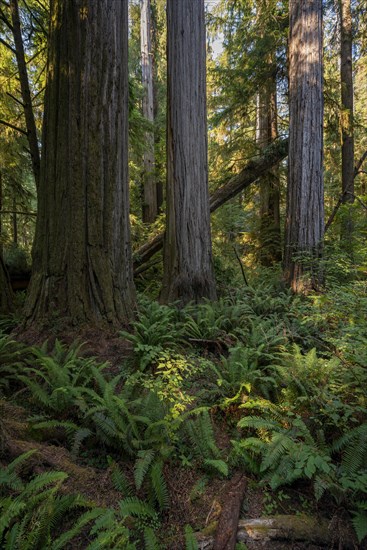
<box><xmin>25</xmin><ymin>0</ymin><xmax>135</xmax><ymax>326</ymax></box>
<box><xmin>161</xmin><ymin>0</ymin><xmax>216</xmax><ymax>304</ymax></box>
<box><xmin>284</xmin><ymin>0</ymin><xmax>324</xmax><ymax>291</ymax></box>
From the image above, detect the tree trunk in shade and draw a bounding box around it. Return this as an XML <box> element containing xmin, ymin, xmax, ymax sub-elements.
<box><xmin>0</xmin><ymin>256</ymin><xmax>14</xmax><ymax>314</ymax></box>
<box><xmin>257</xmin><ymin>73</ymin><xmax>281</xmax><ymax>266</ymax></box>
<box><xmin>340</xmin><ymin>0</ymin><xmax>354</xmax><ymax>244</ymax></box>
<box><xmin>284</xmin><ymin>0</ymin><xmax>324</xmax><ymax>292</ymax></box>
<box><xmin>141</xmin><ymin>0</ymin><xmax>158</xmax><ymax>223</ymax></box>
<box><xmin>161</xmin><ymin>0</ymin><xmax>216</xmax><ymax>304</ymax></box>
<box><xmin>10</xmin><ymin>0</ymin><xmax>41</xmax><ymax>189</ymax></box>
<box><xmin>24</xmin><ymin>0</ymin><xmax>135</xmax><ymax>327</ymax></box>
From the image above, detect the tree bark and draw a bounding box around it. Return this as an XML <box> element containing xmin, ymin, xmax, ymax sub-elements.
<box><xmin>0</xmin><ymin>255</ymin><xmax>14</xmax><ymax>314</ymax></box>
<box><xmin>10</xmin><ymin>0</ymin><xmax>41</xmax><ymax>189</ymax></box>
<box><xmin>161</xmin><ymin>0</ymin><xmax>216</xmax><ymax>304</ymax></box>
<box><xmin>133</xmin><ymin>138</ymin><xmax>288</xmax><ymax>271</ymax></box>
<box><xmin>141</xmin><ymin>0</ymin><xmax>158</xmax><ymax>223</ymax></box>
<box><xmin>340</xmin><ymin>0</ymin><xmax>354</xmax><ymax>244</ymax></box>
<box><xmin>257</xmin><ymin>70</ymin><xmax>281</xmax><ymax>266</ymax></box>
<box><xmin>24</xmin><ymin>0</ymin><xmax>135</xmax><ymax>328</ymax></box>
<box><xmin>284</xmin><ymin>0</ymin><xmax>324</xmax><ymax>292</ymax></box>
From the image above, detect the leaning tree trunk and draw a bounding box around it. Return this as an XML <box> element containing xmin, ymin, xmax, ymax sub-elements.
<box><xmin>141</xmin><ymin>0</ymin><xmax>158</xmax><ymax>223</ymax></box>
<box><xmin>340</xmin><ymin>0</ymin><xmax>354</xmax><ymax>244</ymax></box>
<box><xmin>284</xmin><ymin>0</ymin><xmax>324</xmax><ymax>292</ymax></box>
<box><xmin>24</xmin><ymin>0</ymin><xmax>135</xmax><ymax>327</ymax></box>
<box><xmin>161</xmin><ymin>0</ymin><xmax>216</xmax><ymax>304</ymax></box>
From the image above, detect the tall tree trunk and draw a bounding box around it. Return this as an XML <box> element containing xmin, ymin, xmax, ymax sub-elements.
<box><xmin>161</xmin><ymin>0</ymin><xmax>216</xmax><ymax>304</ymax></box>
<box><xmin>10</xmin><ymin>0</ymin><xmax>41</xmax><ymax>189</ymax></box>
<box><xmin>141</xmin><ymin>0</ymin><xmax>158</xmax><ymax>223</ymax></box>
<box><xmin>340</xmin><ymin>0</ymin><xmax>354</xmax><ymax>243</ymax></box>
<box><xmin>24</xmin><ymin>0</ymin><xmax>135</xmax><ymax>327</ymax></box>
<box><xmin>257</xmin><ymin>72</ymin><xmax>281</xmax><ymax>266</ymax></box>
<box><xmin>284</xmin><ymin>0</ymin><xmax>324</xmax><ymax>292</ymax></box>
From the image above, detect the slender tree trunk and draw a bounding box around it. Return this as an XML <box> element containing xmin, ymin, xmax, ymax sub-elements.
<box><xmin>340</xmin><ymin>0</ymin><xmax>354</xmax><ymax>243</ymax></box>
<box><xmin>24</xmin><ymin>0</ymin><xmax>135</xmax><ymax>327</ymax></box>
<box><xmin>12</xmin><ymin>196</ymin><xmax>17</xmax><ymax>245</ymax></box>
<box><xmin>0</xmin><ymin>256</ymin><xmax>14</xmax><ymax>314</ymax></box>
<box><xmin>284</xmin><ymin>0</ymin><xmax>324</xmax><ymax>292</ymax></box>
<box><xmin>141</xmin><ymin>0</ymin><xmax>158</xmax><ymax>223</ymax></box>
<box><xmin>10</xmin><ymin>0</ymin><xmax>41</xmax><ymax>189</ymax></box>
<box><xmin>257</xmin><ymin>73</ymin><xmax>281</xmax><ymax>265</ymax></box>
<box><xmin>161</xmin><ymin>0</ymin><xmax>216</xmax><ymax>304</ymax></box>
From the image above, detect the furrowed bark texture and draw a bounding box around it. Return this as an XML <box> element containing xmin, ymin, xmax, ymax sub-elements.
<box><xmin>284</xmin><ymin>0</ymin><xmax>324</xmax><ymax>292</ymax></box>
<box><xmin>24</xmin><ymin>0</ymin><xmax>135</xmax><ymax>327</ymax></box>
<box><xmin>10</xmin><ymin>0</ymin><xmax>41</xmax><ymax>189</ymax></box>
<box><xmin>141</xmin><ymin>0</ymin><xmax>157</xmax><ymax>223</ymax></box>
<box><xmin>161</xmin><ymin>0</ymin><xmax>216</xmax><ymax>304</ymax></box>
<box><xmin>133</xmin><ymin>138</ymin><xmax>288</xmax><ymax>271</ymax></box>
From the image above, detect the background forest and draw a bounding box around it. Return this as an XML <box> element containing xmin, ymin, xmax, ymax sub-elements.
<box><xmin>1</xmin><ymin>0</ymin><xmax>367</xmax><ymax>548</ymax></box>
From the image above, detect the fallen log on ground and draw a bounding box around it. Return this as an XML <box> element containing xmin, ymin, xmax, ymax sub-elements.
<box><xmin>195</xmin><ymin>514</ymin><xmax>356</xmax><ymax>549</ymax></box>
<box><xmin>213</xmin><ymin>472</ymin><xmax>247</xmax><ymax>550</ymax></box>
<box><xmin>133</xmin><ymin>138</ymin><xmax>289</xmax><ymax>272</ymax></box>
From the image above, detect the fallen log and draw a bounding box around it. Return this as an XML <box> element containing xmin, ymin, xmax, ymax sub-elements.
<box><xmin>133</xmin><ymin>138</ymin><xmax>289</xmax><ymax>272</ymax></box>
<box><xmin>213</xmin><ymin>472</ymin><xmax>247</xmax><ymax>550</ymax></box>
<box><xmin>195</xmin><ymin>514</ymin><xmax>356</xmax><ymax>549</ymax></box>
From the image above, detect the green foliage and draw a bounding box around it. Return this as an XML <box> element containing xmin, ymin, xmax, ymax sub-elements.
<box><xmin>120</xmin><ymin>299</ymin><xmax>182</xmax><ymax>370</ymax></box>
<box><xmin>0</xmin><ymin>452</ymin><xmax>103</xmax><ymax>550</ymax></box>
<box><xmin>184</xmin><ymin>525</ymin><xmax>199</xmax><ymax>550</ymax></box>
<box><xmin>183</xmin><ymin>410</ymin><xmax>228</xmax><ymax>477</ymax></box>
<box><xmin>14</xmin><ymin>339</ymin><xmax>108</xmax><ymax>414</ymax></box>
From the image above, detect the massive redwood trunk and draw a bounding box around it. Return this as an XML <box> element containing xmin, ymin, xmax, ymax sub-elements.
<box><xmin>161</xmin><ymin>0</ymin><xmax>216</xmax><ymax>304</ymax></box>
<box><xmin>284</xmin><ymin>0</ymin><xmax>324</xmax><ymax>292</ymax></box>
<box><xmin>24</xmin><ymin>0</ymin><xmax>135</xmax><ymax>327</ymax></box>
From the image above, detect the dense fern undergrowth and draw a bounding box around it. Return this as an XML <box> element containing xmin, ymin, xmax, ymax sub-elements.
<box><xmin>1</xmin><ymin>275</ymin><xmax>367</xmax><ymax>548</ymax></box>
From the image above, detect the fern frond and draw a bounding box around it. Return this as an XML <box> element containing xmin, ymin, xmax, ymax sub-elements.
<box><xmin>119</xmin><ymin>496</ymin><xmax>158</xmax><ymax>521</ymax></box>
<box><xmin>203</xmin><ymin>459</ymin><xmax>228</xmax><ymax>477</ymax></box>
<box><xmin>143</xmin><ymin>527</ymin><xmax>160</xmax><ymax>550</ymax></box>
<box><xmin>150</xmin><ymin>460</ymin><xmax>169</xmax><ymax>510</ymax></box>
<box><xmin>134</xmin><ymin>449</ymin><xmax>155</xmax><ymax>490</ymax></box>
<box><xmin>52</xmin><ymin>508</ymin><xmax>105</xmax><ymax>550</ymax></box>
<box><xmin>184</xmin><ymin>525</ymin><xmax>198</xmax><ymax>550</ymax></box>
<box><xmin>109</xmin><ymin>462</ymin><xmax>133</xmax><ymax>496</ymax></box>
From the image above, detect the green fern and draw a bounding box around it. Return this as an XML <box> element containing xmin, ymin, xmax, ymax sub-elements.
<box><xmin>134</xmin><ymin>449</ymin><xmax>155</xmax><ymax>490</ymax></box>
<box><xmin>184</xmin><ymin>525</ymin><xmax>198</xmax><ymax>550</ymax></box>
<box><xmin>150</xmin><ymin>460</ymin><xmax>169</xmax><ymax>510</ymax></box>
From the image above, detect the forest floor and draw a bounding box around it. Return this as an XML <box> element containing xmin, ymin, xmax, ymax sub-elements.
<box><xmin>1</xmin><ymin>281</ymin><xmax>366</xmax><ymax>549</ymax></box>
